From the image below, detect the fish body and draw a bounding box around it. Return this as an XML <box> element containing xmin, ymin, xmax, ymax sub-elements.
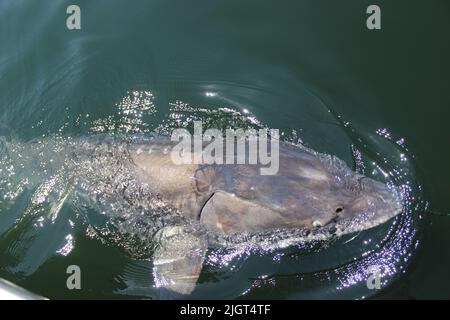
<box><xmin>128</xmin><ymin>138</ymin><xmax>401</xmax><ymax>296</ymax></box>
<box><xmin>130</xmin><ymin>140</ymin><xmax>401</xmax><ymax>236</ymax></box>
<box><xmin>1</xmin><ymin>135</ymin><xmax>402</xmax><ymax>297</ymax></box>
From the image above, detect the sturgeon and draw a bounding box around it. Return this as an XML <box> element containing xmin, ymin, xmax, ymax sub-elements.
<box><xmin>128</xmin><ymin>138</ymin><xmax>402</xmax><ymax>296</ymax></box>
<box><xmin>0</xmin><ymin>135</ymin><xmax>402</xmax><ymax>297</ymax></box>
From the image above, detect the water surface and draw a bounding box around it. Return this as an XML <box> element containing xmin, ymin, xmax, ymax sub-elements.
<box><xmin>0</xmin><ymin>0</ymin><xmax>449</xmax><ymax>299</ymax></box>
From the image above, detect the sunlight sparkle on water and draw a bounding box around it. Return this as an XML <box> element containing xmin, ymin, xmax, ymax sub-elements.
<box><xmin>57</xmin><ymin>234</ymin><xmax>74</xmax><ymax>256</ymax></box>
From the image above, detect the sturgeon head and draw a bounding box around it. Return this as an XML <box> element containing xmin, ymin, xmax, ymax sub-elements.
<box><xmin>197</xmin><ymin>143</ymin><xmax>403</xmax><ymax>236</ymax></box>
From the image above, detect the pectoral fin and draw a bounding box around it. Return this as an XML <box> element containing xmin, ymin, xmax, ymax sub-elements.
<box><xmin>152</xmin><ymin>226</ymin><xmax>207</xmax><ymax>297</ymax></box>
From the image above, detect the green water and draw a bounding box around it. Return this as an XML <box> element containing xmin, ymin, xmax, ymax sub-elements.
<box><xmin>0</xmin><ymin>0</ymin><xmax>449</xmax><ymax>299</ymax></box>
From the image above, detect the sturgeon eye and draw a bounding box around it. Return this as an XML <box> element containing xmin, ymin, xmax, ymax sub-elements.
<box><xmin>335</xmin><ymin>207</ymin><xmax>343</xmax><ymax>213</ymax></box>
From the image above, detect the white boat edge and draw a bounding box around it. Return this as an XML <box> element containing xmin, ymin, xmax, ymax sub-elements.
<box><xmin>0</xmin><ymin>278</ymin><xmax>47</xmax><ymax>300</ymax></box>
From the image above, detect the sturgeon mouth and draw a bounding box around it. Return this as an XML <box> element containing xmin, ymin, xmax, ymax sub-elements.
<box><xmin>197</xmin><ymin>192</ymin><xmax>216</xmax><ymax>220</ymax></box>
